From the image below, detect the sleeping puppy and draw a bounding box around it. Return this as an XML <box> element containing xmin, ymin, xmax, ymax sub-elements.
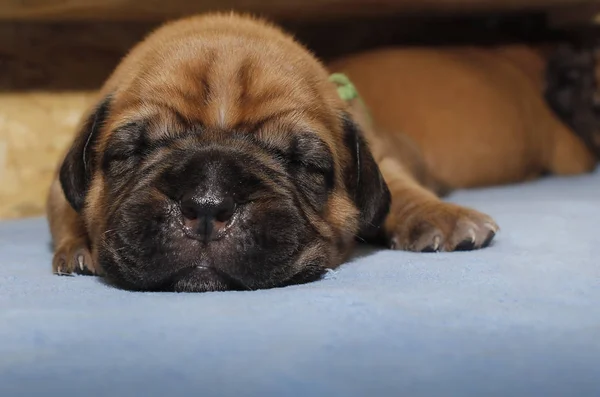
<box><xmin>48</xmin><ymin>13</ymin><xmax>391</xmax><ymax>291</ymax></box>
<box><xmin>328</xmin><ymin>45</ymin><xmax>597</xmax><ymax>193</ymax></box>
<box><xmin>49</xmin><ymin>13</ymin><xmax>519</xmax><ymax>292</ymax></box>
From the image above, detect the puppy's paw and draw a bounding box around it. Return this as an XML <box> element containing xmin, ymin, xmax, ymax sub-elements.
<box><xmin>387</xmin><ymin>202</ymin><xmax>498</xmax><ymax>252</ymax></box>
<box><xmin>52</xmin><ymin>241</ymin><xmax>100</xmax><ymax>276</ymax></box>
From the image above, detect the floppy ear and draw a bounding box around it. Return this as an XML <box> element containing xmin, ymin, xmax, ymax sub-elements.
<box><xmin>59</xmin><ymin>95</ymin><xmax>112</xmax><ymax>212</ymax></box>
<box><xmin>341</xmin><ymin>113</ymin><xmax>391</xmax><ymax>241</ymax></box>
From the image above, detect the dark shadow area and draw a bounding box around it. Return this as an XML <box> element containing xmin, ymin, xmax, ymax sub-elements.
<box><xmin>351</xmin><ymin>243</ymin><xmax>385</xmax><ymax>262</ymax></box>
<box><xmin>1</xmin><ymin>11</ymin><xmax>596</xmax><ymax>92</ymax></box>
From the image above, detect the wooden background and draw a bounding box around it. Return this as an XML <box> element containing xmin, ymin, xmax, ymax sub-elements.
<box><xmin>0</xmin><ymin>0</ymin><xmax>598</xmax><ymax>219</ymax></box>
<box><xmin>0</xmin><ymin>0</ymin><xmax>596</xmax><ymax>21</ymax></box>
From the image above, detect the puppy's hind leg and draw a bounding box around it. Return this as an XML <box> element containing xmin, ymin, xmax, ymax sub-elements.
<box><xmin>47</xmin><ymin>179</ymin><xmax>101</xmax><ymax>276</ymax></box>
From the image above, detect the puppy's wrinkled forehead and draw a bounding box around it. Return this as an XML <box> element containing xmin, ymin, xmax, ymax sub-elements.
<box><xmin>108</xmin><ymin>26</ymin><xmax>339</xmax><ymax>140</ymax></box>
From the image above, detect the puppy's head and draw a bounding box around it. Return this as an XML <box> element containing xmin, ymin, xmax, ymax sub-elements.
<box><xmin>59</xmin><ymin>14</ymin><xmax>390</xmax><ymax>292</ymax></box>
<box><xmin>545</xmin><ymin>43</ymin><xmax>600</xmax><ymax>159</ymax></box>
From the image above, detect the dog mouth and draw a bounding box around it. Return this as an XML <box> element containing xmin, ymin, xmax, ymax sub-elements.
<box><xmin>163</xmin><ymin>261</ymin><xmax>326</xmax><ymax>292</ymax></box>
<box><xmin>101</xmin><ymin>207</ymin><xmax>328</xmax><ymax>292</ymax></box>
<box><xmin>166</xmin><ymin>264</ymin><xmax>254</xmax><ymax>291</ymax></box>
<box><xmin>102</xmin><ymin>195</ymin><xmax>309</xmax><ymax>291</ymax></box>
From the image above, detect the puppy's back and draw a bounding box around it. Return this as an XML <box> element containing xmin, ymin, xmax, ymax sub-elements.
<box><xmin>329</xmin><ymin>46</ymin><xmax>565</xmax><ymax>187</ymax></box>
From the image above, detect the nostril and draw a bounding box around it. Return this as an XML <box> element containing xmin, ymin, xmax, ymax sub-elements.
<box><xmin>180</xmin><ymin>201</ymin><xmax>199</xmax><ymax>221</ymax></box>
<box><xmin>215</xmin><ymin>197</ymin><xmax>236</xmax><ymax>222</ymax></box>
<box><xmin>179</xmin><ymin>192</ymin><xmax>236</xmax><ymax>232</ymax></box>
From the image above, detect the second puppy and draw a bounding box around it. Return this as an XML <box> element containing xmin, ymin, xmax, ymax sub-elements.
<box><xmin>329</xmin><ymin>45</ymin><xmax>597</xmax><ymax>192</ymax></box>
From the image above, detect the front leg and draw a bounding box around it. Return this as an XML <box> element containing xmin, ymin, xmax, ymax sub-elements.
<box><xmin>379</xmin><ymin>157</ymin><xmax>499</xmax><ymax>252</ymax></box>
<box><xmin>47</xmin><ymin>179</ymin><xmax>102</xmax><ymax>276</ymax></box>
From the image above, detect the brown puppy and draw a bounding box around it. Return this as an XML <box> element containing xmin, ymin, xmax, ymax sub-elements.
<box><xmin>48</xmin><ymin>13</ymin><xmax>390</xmax><ymax>291</ymax></box>
<box><xmin>48</xmin><ymin>13</ymin><xmax>519</xmax><ymax>292</ymax></box>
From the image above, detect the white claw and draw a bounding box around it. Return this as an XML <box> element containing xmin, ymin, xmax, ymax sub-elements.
<box><xmin>468</xmin><ymin>229</ymin><xmax>476</xmax><ymax>243</ymax></box>
<box><xmin>484</xmin><ymin>222</ymin><xmax>499</xmax><ymax>233</ymax></box>
<box><xmin>432</xmin><ymin>235</ymin><xmax>441</xmax><ymax>251</ymax></box>
<box><xmin>77</xmin><ymin>255</ymin><xmax>85</xmax><ymax>271</ymax></box>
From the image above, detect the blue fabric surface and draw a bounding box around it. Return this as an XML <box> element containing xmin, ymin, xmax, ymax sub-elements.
<box><xmin>1</xmin><ymin>170</ymin><xmax>599</xmax><ymax>397</ymax></box>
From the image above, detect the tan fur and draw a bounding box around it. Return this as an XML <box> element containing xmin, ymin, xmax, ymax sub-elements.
<box><xmin>330</xmin><ymin>45</ymin><xmax>596</xmax><ymax>251</ymax></box>
<box><xmin>330</xmin><ymin>46</ymin><xmax>596</xmax><ymax>188</ymax></box>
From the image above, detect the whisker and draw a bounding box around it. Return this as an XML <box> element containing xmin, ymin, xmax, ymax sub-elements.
<box><xmin>353</xmin><ymin>234</ymin><xmax>367</xmax><ymax>243</ymax></box>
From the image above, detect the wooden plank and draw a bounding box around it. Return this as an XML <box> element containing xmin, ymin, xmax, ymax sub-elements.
<box><xmin>0</xmin><ymin>0</ymin><xmax>596</xmax><ymax>21</ymax></box>
<box><xmin>0</xmin><ymin>11</ymin><xmax>568</xmax><ymax>92</ymax></box>
<box><xmin>548</xmin><ymin>4</ymin><xmax>600</xmax><ymax>27</ymax></box>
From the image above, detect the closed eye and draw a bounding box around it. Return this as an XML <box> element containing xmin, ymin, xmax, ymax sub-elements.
<box><xmin>101</xmin><ymin>121</ymin><xmax>150</xmax><ymax>173</ymax></box>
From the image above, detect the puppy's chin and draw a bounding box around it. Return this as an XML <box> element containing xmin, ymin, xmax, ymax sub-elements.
<box><xmin>97</xmin><ymin>190</ymin><xmax>328</xmax><ymax>292</ymax></box>
<box><xmin>163</xmin><ymin>266</ymin><xmax>250</xmax><ymax>293</ymax></box>
<box><xmin>165</xmin><ymin>264</ymin><xmax>326</xmax><ymax>293</ymax></box>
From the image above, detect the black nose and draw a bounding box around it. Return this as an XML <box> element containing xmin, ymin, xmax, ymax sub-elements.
<box><xmin>180</xmin><ymin>192</ymin><xmax>236</xmax><ymax>242</ymax></box>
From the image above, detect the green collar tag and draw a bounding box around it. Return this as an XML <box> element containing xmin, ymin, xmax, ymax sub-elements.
<box><xmin>329</xmin><ymin>73</ymin><xmax>371</xmax><ymax>124</ymax></box>
<box><xmin>329</xmin><ymin>73</ymin><xmax>360</xmax><ymax>101</ymax></box>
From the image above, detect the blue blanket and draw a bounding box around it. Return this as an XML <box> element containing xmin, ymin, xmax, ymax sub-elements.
<box><xmin>1</xmin><ymin>169</ymin><xmax>599</xmax><ymax>397</ymax></box>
